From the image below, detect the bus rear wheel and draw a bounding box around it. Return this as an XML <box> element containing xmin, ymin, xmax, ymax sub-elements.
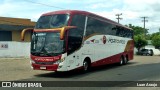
<box><xmin>119</xmin><ymin>56</ymin><xmax>124</xmax><ymax>65</ymax></box>
<box><xmin>124</xmin><ymin>56</ymin><xmax>128</xmax><ymax>65</ymax></box>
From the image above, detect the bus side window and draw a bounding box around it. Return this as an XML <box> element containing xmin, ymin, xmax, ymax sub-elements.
<box><xmin>86</xmin><ymin>17</ymin><xmax>104</xmax><ymax>36</ymax></box>
<box><xmin>70</xmin><ymin>15</ymin><xmax>85</xmax><ymax>30</ymax></box>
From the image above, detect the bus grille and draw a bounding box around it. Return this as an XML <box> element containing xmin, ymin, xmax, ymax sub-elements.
<box><xmin>35</xmin><ymin>61</ymin><xmax>54</xmax><ymax>65</ymax></box>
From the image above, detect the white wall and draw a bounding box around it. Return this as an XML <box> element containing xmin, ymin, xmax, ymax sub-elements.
<box><xmin>145</xmin><ymin>45</ymin><xmax>160</xmax><ymax>55</ymax></box>
<box><xmin>134</xmin><ymin>45</ymin><xmax>160</xmax><ymax>55</ymax></box>
<box><xmin>134</xmin><ymin>48</ymin><xmax>138</xmax><ymax>55</ymax></box>
<box><xmin>0</xmin><ymin>42</ymin><xmax>30</xmax><ymax>58</ymax></box>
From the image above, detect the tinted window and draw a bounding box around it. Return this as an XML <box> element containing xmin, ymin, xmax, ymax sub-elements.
<box><xmin>86</xmin><ymin>17</ymin><xmax>116</xmax><ymax>37</ymax></box>
<box><xmin>70</xmin><ymin>15</ymin><xmax>86</xmax><ymax>30</ymax></box>
<box><xmin>68</xmin><ymin>28</ymin><xmax>83</xmax><ymax>54</ymax></box>
<box><xmin>35</xmin><ymin>14</ymin><xmax>69</xmax><ymax>29</ymax></box>
<box><xmin>116</xmin><ymin>26</ymin><xmax>124</xmax><ymax>37</ymax></box>
<box><xmin>85</xmin><ymin>16</ymin><xmax>133</xmax><ymax>39</ymax></box>
<box><xmin>31</xmin><ymin>32</ymin><xmax>65</xmax><ymax>56</ymax></box>
<box><xmin>116</xmin><ymin>26</ymin><xmax>133</xmax><ymax>38</ymax></box>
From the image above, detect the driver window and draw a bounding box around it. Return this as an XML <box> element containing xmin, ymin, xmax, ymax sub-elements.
<box><xmin>68</xmin><ymin>28</ymin><xmax>83</xmax><ymax>55</ymax></box>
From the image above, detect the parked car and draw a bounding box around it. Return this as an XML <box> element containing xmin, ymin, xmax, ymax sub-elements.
<box><xmin>139</xmin><ymin>49</ymin><xmax>154</xmax><ymax>56</ymax></box>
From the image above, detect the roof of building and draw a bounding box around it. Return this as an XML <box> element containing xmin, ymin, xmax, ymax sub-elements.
<box><xmin>0</xmin><ymin>17</ymin><xmax>36</xmax><ymax>31</ymax></box>
<box><xmin>0</xmin><ymin>17</ymin><xmax>35</xmax><ymax>26</ymax></box>
<box><xmin>0</xmin><ymin>24</ymin><xmax>34</xmax><ymax>31</ymax></box>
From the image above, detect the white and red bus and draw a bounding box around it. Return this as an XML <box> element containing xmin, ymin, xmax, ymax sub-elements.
<box><xmin>21</xmin><ymin>10</ymin><xmax>134</xmax><ymax>72</ymax></box>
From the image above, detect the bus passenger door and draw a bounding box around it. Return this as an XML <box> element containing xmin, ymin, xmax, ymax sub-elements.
<box><xmin>67</xmin><ymin>28</ymin><xmax>83</xmax><ymax>69</ymax></box>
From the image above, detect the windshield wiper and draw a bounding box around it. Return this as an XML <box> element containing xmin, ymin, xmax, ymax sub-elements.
<box><xmin>46</xmin><ymin>52</ymin><xmax>60</xmax><ymax>56</ymax></box>
<box><xmin>31</xmin><ymin>51</ymin><xmax>40</xmax><ymax>56</ymax></box>
<box><xmin>31</xmin><ymin>51</ymin><xmax>61</xmax><ymax>56</ymax></box>
<box><xmin>31</xmin><ymin>51</ymin><xmax>48</xmax><ymax>56</ymax></box>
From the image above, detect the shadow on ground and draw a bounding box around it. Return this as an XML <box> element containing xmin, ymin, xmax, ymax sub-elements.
<box><xmin>34</xmin><ymin>62</ymin><xmax>137</xmax><ymax>78</ymax></box>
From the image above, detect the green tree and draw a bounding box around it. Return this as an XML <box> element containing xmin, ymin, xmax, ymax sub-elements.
<box><xmin>126</xmin><ymin>24</ymin><xmax>148</xmax><ymax>36</ymax></box>
<box><xmin>150</xmin><ymin>32</ymin><xmax>160</xmax><ymax>40</ymax></box>
<box><xmin>126</xmin><ymin>24</ymin><xmax>148</xmax><ymax>52</ymax></box>
<box><xmin>152</xmin><ymin>34</ymin><xmax>160</xmax><ymax>49</ymax></box>
<box><xmin>145</xmin><ymin>34</ymin><xmax>151</xmax><ymax>40</ymax></box>
<box><xmin>134</xmin><ymin>35</ymin><xmax>148</xmax><ymax>52</ymax></box>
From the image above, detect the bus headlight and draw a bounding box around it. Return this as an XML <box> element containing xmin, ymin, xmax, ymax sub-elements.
<box><xmin>54</xmin><ymin>60</ymin><xmax>61</xmax><ymax>64</ymax></box>
<box><xmin>61</xmin><ymin>58</ymin><xmax>65</xmax><ymax>62</ymax></box>
<box><xmin>30</xmin><ymin>60</ymin><xmax>35</xmax><ymax>64</ymax></box>
<box><xmin>54</xmin><ymin>58</ymin><xmax>65</xmax><ymax>64</ymax></box>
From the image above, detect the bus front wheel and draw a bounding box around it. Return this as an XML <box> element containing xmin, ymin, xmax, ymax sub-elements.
<box><xmin>83</xmin><ymin>60</ymin><xmax>89</xmax><ymax>72</ymax></box>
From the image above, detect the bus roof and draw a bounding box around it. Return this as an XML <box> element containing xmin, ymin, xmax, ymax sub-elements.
<box><xmin>42</xmin><ymin>10</ymin><xmax>132</xmax><ymax>30</ymax></box>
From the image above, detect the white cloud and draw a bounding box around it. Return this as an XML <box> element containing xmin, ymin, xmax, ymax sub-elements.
<box><xmin>0</xmin><ymin>1</ymin><xmax>52</xmax><ymax>21</ymax></box>
<box><xmin>92</xmin><ymin>0</ymin><xmax>160</xmax><ymax>33</ymax></box>
<box><xmin>88</xmin><ymin>3</ymin><xmax>111</xmax><ymax>9</ymax></box>
<box><xmin>86</xmin><ymin>0</ymin><xmax>122</xmax><ymax>9</ymax></box>
<box><xmin>0</xmin><ymin>3</ymin><xmax>18</xmax><ymax>15</ymax></box>
<box><xmin>122</xmin><ymin>0</ymin><xmax>160</xmax><ymax>33</ymax></box>
<box><xmin>87</xmin><ymin>3</ymin><xmax>117</xmax><ymax>9</ymax></box>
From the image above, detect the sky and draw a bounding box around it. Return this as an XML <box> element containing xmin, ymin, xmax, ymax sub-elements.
<box><xmin>0</xmin><ymin>0</ymin><xmax>160</xmax><ymax>33</ymax></box>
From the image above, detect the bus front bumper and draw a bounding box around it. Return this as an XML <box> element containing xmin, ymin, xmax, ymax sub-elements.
<box><xmin>31</xmin><ymin>63</ymin><xmax>69</xmax><ymax>71</ymax></box>
<box><xmin>32</xmin><ymin>64</ymin><xmax>59</xmax><ymax>71</ymax></box>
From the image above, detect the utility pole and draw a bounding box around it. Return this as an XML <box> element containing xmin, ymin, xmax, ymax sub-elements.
<box><xmin>116</xmin><ymin>13</ymin><xmax>122</xmax><ymax>23</ymax></box>
<box><xmin>141</xmin><ymin>17</ymin><xmax>148</xmax><ymax>38</ymax></box>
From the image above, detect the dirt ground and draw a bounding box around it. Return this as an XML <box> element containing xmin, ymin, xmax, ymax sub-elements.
<box><xmin>0</xmin><ymin>56</ymin><xmax>159</xmax><ymax>81</ymax></box>
<box><xmin>0</xmin><ymin>58</ymin><xmax>53</xmax><ymax>81</ymax></box>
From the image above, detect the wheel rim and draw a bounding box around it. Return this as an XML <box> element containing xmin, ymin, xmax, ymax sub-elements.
<box><xmin>83</xmin><ymin>61</ymin><xmax>88</xmax><ymax>71</ymax></box>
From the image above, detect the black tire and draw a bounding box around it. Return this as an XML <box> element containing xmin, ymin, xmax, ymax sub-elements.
<box><xmin>119</xmin><ymin>56</ymin><xmax>124</xmax><ymax>65</ymax></box>
<box><xmin>83</xmin><ymin>60</ymin><xmax>89</xmax><ymax>72</ymax></box>
<box><xmin>123</xmin><ymin>56</ymin><xmax>128</xmax><ymax>65</ymax></box>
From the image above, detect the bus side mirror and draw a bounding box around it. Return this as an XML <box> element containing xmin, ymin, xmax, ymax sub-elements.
<box><xmin>21</xmin><ymin>28</ymin><xmax>34</xmax><ymax>41</ymax></box>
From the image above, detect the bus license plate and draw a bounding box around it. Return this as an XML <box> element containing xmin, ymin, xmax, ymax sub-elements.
<box><xmin>40</xmin><ymin>66</ymin><xmax>46</xmax><ymax>70</ymax></box>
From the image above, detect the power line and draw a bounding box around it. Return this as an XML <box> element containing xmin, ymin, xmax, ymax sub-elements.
<box><xmin>115</xmin><ymin>13</ymin><xmax>122</xmax><ymax>23</ymax></box>
<box><xmin>25</xmin><ymin>0</ymin><xmax>67</xmax><ymax>10</ymax></box>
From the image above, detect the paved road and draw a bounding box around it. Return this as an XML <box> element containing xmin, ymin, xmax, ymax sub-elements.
<box><xmin>0</xmin><ymin>56</ymin><xmax>160</xmax><ymax>90</ymax></box>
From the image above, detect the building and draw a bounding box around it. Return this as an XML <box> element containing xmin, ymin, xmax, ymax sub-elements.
<box><xmin>0</xmin><ymin>17</ymin><xmax>35</xmax><ymax>42</ymax></box>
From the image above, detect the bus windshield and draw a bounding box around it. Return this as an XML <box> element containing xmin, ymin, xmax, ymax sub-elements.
<box><xmin>35</xmin><ymin>14</ymin><xmax>69</xmax><ymax>29</ymax></box>
<box><xmin>31</xmin><ymin>32</ymin><xmax>65</xmax><ymax>56</ymax></box>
